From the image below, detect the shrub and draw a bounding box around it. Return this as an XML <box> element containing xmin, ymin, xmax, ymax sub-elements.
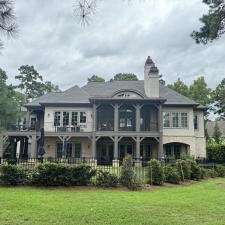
<box><xmin>70</xmin><ymin>164</ymin><xmax>96</xmax><ymax>185</ymax></box>
<box><xmin>207</xmin><ymin>144</ymin><xmax>225</xmax><ymax>163</ymax></box>
<box><xmin>0</xmin><ymin>164</ymin><xmax>30</xmax><ymax>185</ymax></box>
<box><xmin>147</xmin><ymin>159</ymin><xmax>164</xmax><ymax>185</ymax></box>
<box><xmin>32</xmin><ymin>163</ymin><xmax>96</xmax><ymax>186</ymax></box>
<box><xmin>185</xmin><ymin>159</ymin><xmax>202</xmax><ymax>180</ymax></box>
<box><xmin>205</xmin><ymin>168</ymin><xmax>218</xmax><ymax>178</ymax></box>
<box><xmin>176</xmin><ymin>159</ymin><xmax>191</xmax><ymax>181</ymax></box>
<box><xmin>96</xmin><ymin>170</ymin><xmax>118</xmax><ymax>187</ymax></box>
<box><xmin>120</xmin><ymin>155</ymin><xmax>141</xmax><ymax>190</ymax></box>
<box><xmin>164</xmin><ymin>165</ymin><xmax>180</xmax><ymax>184</ymax></box>
<box><xmin>215</xmin><ymin>165</ymin><xmax>225</xmax><ymax>177</ymax></box>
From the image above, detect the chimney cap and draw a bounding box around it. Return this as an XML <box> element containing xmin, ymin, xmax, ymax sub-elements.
<box><xmin>149</xmin><ymin>65</ymin><xmax>159</xmax><ymax>74</ymax></box>
<box><xmin>145</xmin><ymin>56</ymin><xmax>154</xmax><ymax>65</ymax></box>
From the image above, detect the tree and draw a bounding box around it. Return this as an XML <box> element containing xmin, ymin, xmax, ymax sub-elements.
<box><xmin>191</xmin><ymin>0</ymin><xmax>225</xmax><ymax>44</ymax></box>
<box><xmin>113</xmin><ymin>73</ymin><xmax>138</xmax><ymax>81</ymax></box>
<box><xmin>0</xmin><ymin>0</ymin><xmax>17</xmax><ymax>49</ymax></box>
<box><xmin>211</xmin><ymin>78</ymin><xmax>225</xmax><ymax>119</ymax></box>
<box><xmin>189</xmin><ymin>76</ymin><xmax>211</xmax><ymax>106</ymax></box>
<box><xmin>167</xmin><ymin>78</ymin><xmax>189</xmax><ymax>97</ymax></box>
<box><xmin>212</xmin><ymin>121</ymin><xmax>222</xmax><ymax>143</ymax></box>
<box><xmin>88</xmin><ymin>75</ymin><xmax>105</xmax><ymax>82</ymax></box>
<box><xmin>0</xmin><ymin>68</ymin><xmax>22</xmax><ymax>128</ymax></box>
<box><xmin>15</xmin><ymin>65</ymin><xmax>60</xmax><ymax>102</ymax></box>
<box><xmin>159</xmin><ymin>79</ymin><xmax>166</xmax><ymax>85</ymax></box>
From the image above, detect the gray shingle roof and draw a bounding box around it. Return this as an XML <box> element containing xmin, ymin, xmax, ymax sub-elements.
<box><xmin>26</xmin><ymin>80</ymin><xmax>199</xmax><ymax>107</ymax></box>
<box><xmin>206</xmin><ymin>121</ymin><xmax>225</xmax><ymax>137</ymax></box>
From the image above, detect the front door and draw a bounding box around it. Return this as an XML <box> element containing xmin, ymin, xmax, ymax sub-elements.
<box><xmin>119</xmin><ymin>144</ymin><xmax>133</xmax><ymax>160</ymax></box>
<box><xmin>97</xmin><ymin>142</ymin><xmax>114</xmax><ymax>165</ymax></box>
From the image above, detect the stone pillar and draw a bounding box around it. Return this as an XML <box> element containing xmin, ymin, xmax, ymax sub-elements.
<box><xmin>135</xmin><ymin>136</ymin><xmax>142</xmax><ymax>167</ymax></box>
<box><xmin>92</xmin><ymin>134</ymin><xmax>96</xmax><ymax>158</ymax></box>
<box><xmin>114</xmin><ymin>103</ymin><xmax>119</xmax><ymax>132</ymax></box>
<box><xmin>30</xmin><ymin>135</ymin><xmax>37</xmax><ymax>158</ymax></box>
<box><xmin>158</xmin><ymin>104</ymin><xmax>163</xmax><ymax>160</ymax></box>
<box><xmin>136</xmin><ymin>104</ymin><xmax>141</xmax><ymax>132</ymax></box>
<box><xmin>0</xmin><ymin>135</ymin><xmax>4</xmax><ymax>158</ymax></box>
<box><xmin>114</xmin><ymin>136</ymin><xmax>118</xmax><ymax>159</ymax></box>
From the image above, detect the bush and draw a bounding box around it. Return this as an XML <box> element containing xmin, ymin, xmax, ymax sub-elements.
<box><xmin>32</xmin><ymin>163</ymin><xmax>96</xmax><ymax>186</ymax></box>
<box><xmin>187</xmin><ymin>159</ymin><xmax>202</xmax><ymax>180</ymax></box>
<box><xmin>0</xmin><ymin>164</ymin><xmax>30</xmax><ymax>185</ymax></box>
<box><xmin>96</xmin><ymin>170</ymin><xmax>118</xmax><ymax>187</ymax></box>
<box><xmin>120</xmin><ymin>155</ymin><xmax>141</xmax><ymax>190</ymax></box>
<box><xmin>147</xmin><ymin>159</ymin><xmax>164</xmax><ymax>185</ymax></box>
<box><xmin>205</xmin><ymin>168</ymin><xmax>218</xmax><ymax>178</ymax></box>
<box><xmin>215</xmin><ymin>165</ymin><xmax>225</xmax><ymax>177</ymax></box>
<box><xmin>164</xmin><ymin>165</ymin><xmax>180</xmax><ymax>184</ymax></box>
<box><xmin>207</xmin><ymin>144</ymin><xmax>225</xmax><ymax>163</ymax></box>
<box><xmin>176</xmin><ymin>159</ymin><xmax>191</xmax><ymax>181</ymax></box>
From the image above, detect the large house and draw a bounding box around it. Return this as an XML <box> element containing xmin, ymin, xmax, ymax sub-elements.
<box><xmin>3</xmin><ymin>57</ymin><xmax>206</xmax><ymax>164</ymax></box>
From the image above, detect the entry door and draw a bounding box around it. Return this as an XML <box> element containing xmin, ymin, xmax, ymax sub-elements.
<box><xmin>119</xmin><ymin>144</ymin><xmax>133</xmax><ymax>159</ymax></box>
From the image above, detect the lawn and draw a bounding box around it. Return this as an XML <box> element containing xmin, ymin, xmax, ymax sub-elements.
<box><xmin>0</xmin><ymin>179</ymin><xmax>225</xmax><ymax>225</ymax></box>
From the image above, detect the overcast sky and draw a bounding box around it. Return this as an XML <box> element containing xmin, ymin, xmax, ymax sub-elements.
<box><xmin>1</xmin><ymin>0</ymin><xmax>225</xmax><ymax>91</ymax></box>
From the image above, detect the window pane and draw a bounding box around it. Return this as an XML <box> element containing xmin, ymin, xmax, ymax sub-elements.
<box><xmin>67</xmin><ymin>143</ymin><xmax>72</xmax><ymax>158</ymax></box>
<box><xmin>80</xmin><ymin>112</ymin><xmax>86</xmax><ymax>123</ymax></box>
<box><xmin>72</xmin><ymin>112</ymin><xmax>78</xmax><ymax>126</ymax></box>
<box><xmin>165</xmin><ymin>145</ymin><xmax>172</xmax><ymax>157</ymax></box>
<box><xmin>119</xmin><ymin>118</ymin><xmax>125</xmax><ymax>127</ymax></box>
<box><xmin>63</xmin><ymin>112</ymin><xmax>69</xmax><ymax>126</ymax></box>
<box><xmin>54</xmin><ymin>112</ymin><xmax>61</xmax><ymax>126</ymax></box>
<box><xmin>56</xmin><ymin>143</ymin><xmax>63</xmax><ymax>158</ymax></box>
<box><xmin>181</xmin><ymin>113</ymin><xmax>188</xmax><ymax>128</ymax></box>
<box><xmin>194</xmin><ymin>115</ymin><xmax>198</xmax><ymax>130</ymax></box>
<box><xmin>163</xmin><ymin>112</ymin><xmax>170</xmax><ymax>128</ymax></box>
<box><xmin>74</xmin><ymin>143</ymin><xmax>81</xmax><ymax>158</ymax></box>
<box><xmin>172</xmin><ymin>112</ymin><xmax>179</xmax><ymax>128</ymax></box>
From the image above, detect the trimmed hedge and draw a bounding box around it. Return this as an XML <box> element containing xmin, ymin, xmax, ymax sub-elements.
<box><xmin>96</xmin><ymin>170</ymin><xmax>118</xmax><ymax>187</ymax></box>
<box><xmin>176</xmin><ymin>159</ymin><xmax>191</xmax><ymax>181</ymax></box>
<box><xmin>32</xmin><ymin>163</ymin><xmax>96</xmax><ymax>186</ymax></box>
<box><xmin>0</xmin><ymin>164</ymin><xmax>31</xmax><ymax>185</ymax></box>
<box><xmin>207</xmin><ymin>144</ymin><xmax>225</xmax><ymax>163</ymax></box>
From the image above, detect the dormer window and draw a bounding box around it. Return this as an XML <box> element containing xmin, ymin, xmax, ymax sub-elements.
<box><xmin>113</xmin><ymin>91</ymin><xmax>142</xmax><ymax>99</ymax></box>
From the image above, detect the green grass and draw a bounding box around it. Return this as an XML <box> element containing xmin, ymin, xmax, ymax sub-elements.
<box><xmin>0</xmin><ymin>179</ymin><xmax>225</xmax><ymax>225</ymax></box>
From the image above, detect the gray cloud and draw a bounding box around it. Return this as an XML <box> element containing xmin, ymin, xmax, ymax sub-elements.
<box><xmin>0</xmin><ymin>0</ymin><xmax>225</xmax><ymax>91</ymax></box>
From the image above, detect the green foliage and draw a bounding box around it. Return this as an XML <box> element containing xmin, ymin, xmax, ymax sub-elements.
<box><xmin>164</xmin><ymin>165</ymin><xmax>181</xmax><ymax>184</ymax></box>
<box><xmin>211</xmin><ymin>78</ymin><xmax>225</xmax><ymax>119</ymax></box>
<box><xmin>167</xmin><ymin>78</ymin><xmax>190</xmax><ymax>97</ymax></box>
<box><xmin>113</xmin><ymin>73</ymin><xmax>138</xmax><ymax>81</ymax></box>
<box><xmin>207</xmin><ymin>143</ymin><xmax>225</xmax><ymax>163</ymax></box>
<box><xmin>32</xmin><ymin>163</ymin><xmax>96</xmax><ymax>186</ymax></box>
<box><xmin>0</xmin><ymin>164</ymin><xmax>30</xmax><ymax>185</ymax></box>
<box><xmin>120</xmin><ymin>155</ymin><xmax>141</xmax><ymax>190</ymax></box>
<box><xmin>213</xmin><ymin>121</ymin><xmax>222</xmax><ymax>143</ymax></box>
<box><xmin>191</xmin><ymin>0</ymin><xmax>225</xmax><ymax>44</ymax></box>
<box><xmin>176</xmin><ymin>159</ymin><xmax>191</xmax><ymax>180</ymax></box>
<box><xmin>15</xmin><ymin>65</ymin><xmax>60</xmax><ymax>102</ymax></box>
<box><xmin>88</xmin><ymin>75</ymin><xmax>105</xmax><ymax>82</ymax></box>
<box><xmin>96</xmin><ymin>170</ymin><xmax>118</xmax><ymax>187</ymax></box>
<box><xmin>205</xmin><ymin>168</ymin><xmax>218</xmax><ymax>178</ymax></box>
<box><xmin>187</xmin><ymin>159</ymin><xmax>202</xmax><ymax>180</ymax></box>
<box><xmin>215</xmin><ymin>165</ymin><xmax>225</xmax><ymax>177</ymax></box>
<box><xmin>147</xmin><ymin>159</ymin><xmax>164</xmax><ymax>185</ymax></box>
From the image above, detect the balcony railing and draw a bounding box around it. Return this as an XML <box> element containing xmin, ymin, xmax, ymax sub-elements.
<box><xmin>6</xmin><ymin>123</ymin><xmax>39</xmax><ymax>132</ymax></box>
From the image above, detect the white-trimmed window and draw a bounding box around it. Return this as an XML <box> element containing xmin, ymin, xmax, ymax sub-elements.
<box><xmin>181</xmin><ymin>113</ymin><xmax>188</xmax><ymax>128</ymax></box>
<box><xmin>194</xmin><ymin>115</ymin><xmax>198</xmax><ymax>130</ymax></box>
<box><xmin>54</xmin><ymin>112</ymin><xmax>61</xmax><ymax>126</ymax></box>
<box><xmin>72</xmin><ymin>112</ymin><xmax>78</xmax><ymax>126</ymax></box>
<box><xmin>172</xmin><ymin>112</ymin><xmax>179</xmax><ymax>128</ymax></box>
<box><xmin>63</xmin><ymin>112</ymin><xmax>69</xmax><ymax>126</ymax></box>
<box><xmin>163</xmin><ymin>112</ymin><xmax>170</xmax><ymax>128</ymax></box>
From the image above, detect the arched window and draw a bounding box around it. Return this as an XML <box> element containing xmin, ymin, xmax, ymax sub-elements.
<box><xmin>113</xmin><ymin>91</ymin><xmax>142</xmax><ymax>99</ymax></box>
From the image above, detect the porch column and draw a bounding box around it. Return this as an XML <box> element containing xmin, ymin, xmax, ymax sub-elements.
<box><xmin>158</xmin><ymin>104</ymin><xmax>163</xmax><ymax>160</ymax></box>
<box><xmin>30</xmin><ymin>135</ymin><xmax>37</xmax><ymax>158</ymax></box>
<box><xmin>114</xmin><ymin>136</ymin><xmax>118</xmax><ymax>159</ymax></box>
<box><xmin>136</xmin><ymin>136</ymin><xmax>140</xmax><ymax>158</ymax></box>
<box><xmin>136</xmin><ymin>104</ymin><xmax>141</xmax><ymax>132</ymax></box>
<box><xmin>114</xmin><ymin>103</ymin><xmax>119</xmax><ymax>131</ymax></box>
<box><xmin>93</xmin><ymin>103</ymin><xmax>97</xmax><ymax>131</ymax></box>
<box><xmin>92</xmin><ymin>134</ymin><xmax>96</xmax><ymax>158</ymax></box>
<box><xmin>0</xmin><ymin>135</ymin><xmax>6</xmax><ymax>158</ymax></box>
